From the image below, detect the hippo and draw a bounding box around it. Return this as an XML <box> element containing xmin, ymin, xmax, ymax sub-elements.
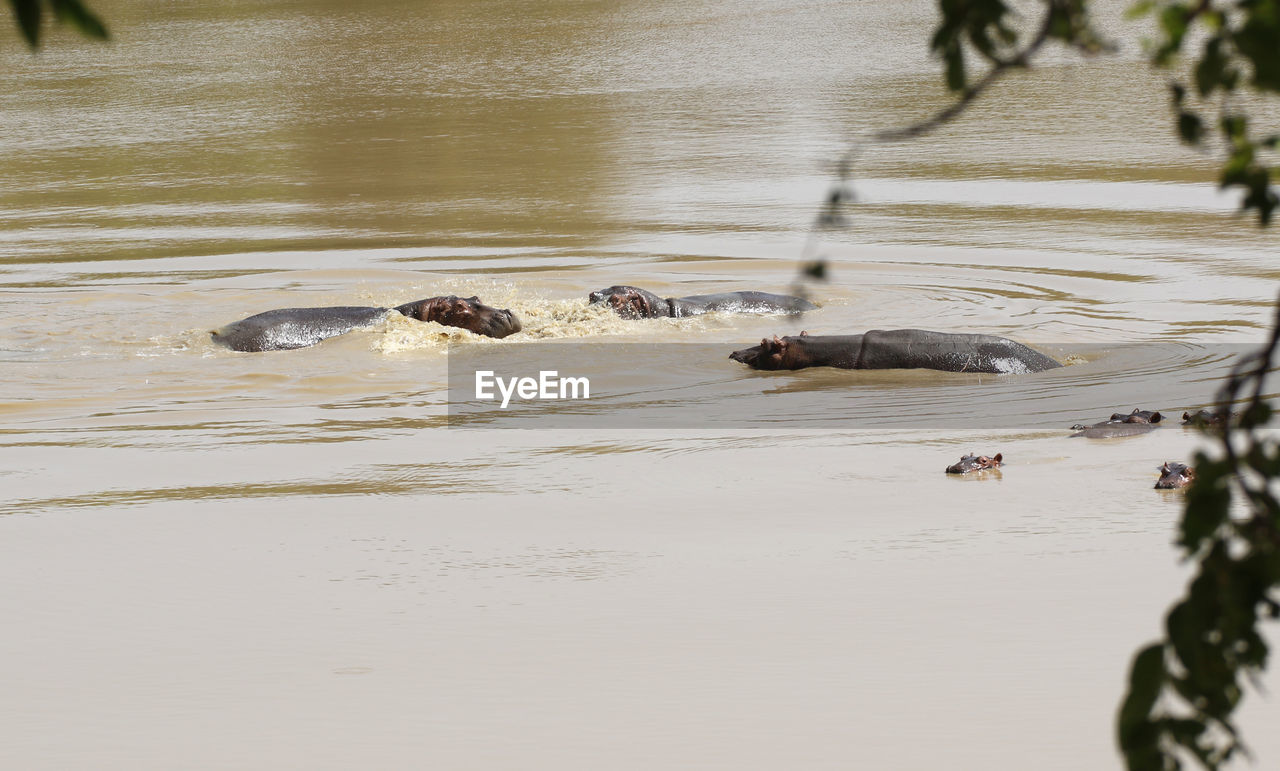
<box><xmin>589</xmin><ymin>285</ymin><xmax>816</xmax><ymax>319</ymax></box>
<box><xmin>212</xmin><ymin>295</ymin><xmax>521</xmax><ymax>352</ymax></box>
<box><xmin>1070</xmin><ymin>408</ymin><xmax>1163</xmax><ymax>438</ymax></box>
<box><xmin>728</xmin><ymin>330</ymin><xmax>1062</xmax><ymax>374</ymax></box>
<box><xmin>1155</xmin><ymin>461</ymin><xmax>1195</xmax><ymax>489</ymax></box>
<box><xmin>1182</xmin><ymin>409</ymin><xmax>1236</xmax><ymax>428</ymax></box>
<box><xmin>946</xmin><ymin>453</ymin><xmax>1003</xmax><ymax>474</ymax></box>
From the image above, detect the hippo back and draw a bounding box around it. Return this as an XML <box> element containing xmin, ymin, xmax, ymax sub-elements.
<box><xmin>858</xmin><ymin>329</ymin><xmax>1061</xmax><ymax>374</ymax></box>
<box><xmin>212</xmin><ymin>306</ymin><xmax>389</xmax><ymax>352</ymax></box>
<box><xmin>671</xmin><ymin>291</ymin><xmax>816</xmax><ymax>317</ymax></box>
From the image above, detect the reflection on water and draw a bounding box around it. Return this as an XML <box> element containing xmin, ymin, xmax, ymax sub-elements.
<box><xmin>441</xmin><ymin>340</ymin><xmax>1257</xmax><ymax>430</ymax></box>
<box><xmin>334</xmin><ymin>540</ymin><xmax>649</xmax><ymax>586</ymax></box>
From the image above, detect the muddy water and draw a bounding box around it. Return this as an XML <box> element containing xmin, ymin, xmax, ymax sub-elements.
<box><xmin>2</xmin><ymin>1</ymin><xmax>1278</xmax><ymax>768</ymax></box>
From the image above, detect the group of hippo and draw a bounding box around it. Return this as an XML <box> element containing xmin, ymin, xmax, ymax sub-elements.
<box><xmin>946</xmin><ymin>451</ymin><xmax>1194</xmax><ymax>489</ymax></box>
<box><xmin>212</xmin><ymin>284</ymin><xmax>1210</xmax><ymax>489</ymax></box>
<box><xmin>209</xmin><ymin>285</ymin><xmax>823</xmax><ymax>352</ymax></box>
<box><xmin>210</xmin><ymin>284</ymin><xmax>1061</xmax><ymax>375</ymax></box>
<box><xmin>948</xmin><ymin>407</ymin><xmax>1223</xmax><ymax>489</ymax></box>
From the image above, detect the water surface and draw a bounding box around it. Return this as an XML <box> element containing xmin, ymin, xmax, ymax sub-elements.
<box><xmin>2</xmin><ymin>1</ymin><xmax>1277</xmax><ymax>768</ymax></box>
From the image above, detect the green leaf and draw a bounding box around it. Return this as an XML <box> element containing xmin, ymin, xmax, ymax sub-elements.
<box><xmin>1236</xmin><ymin>9</ymin><xmax>1280</xmax><ymax>92</ymax></box>
<box><xmin>1163</xmin><ymin>717</ymin><xmax>1215</xmax><ymax>768</ymax></box>
<box><xmin>1178</xmin><ymin>111</ymin><xmax>1204</xmax><ymax>144</ymax></box>
<box><xmin>49</xmin><ymin>0</ymin><xmax>107</xmax><ymax>40</ymax></box>
<box><xmin>1195</xmin><ymin>37</ymin><xmax>1229</xmax><ymax>97</ymax></box>
<box><xmin>969</xmin><ymin>26</ymin><xmax>996</xmax><ymax>61</ymax></box>
<box><xmin>1180</xmin><ymin>484</ymin><xmax>1228</xmax><ymax>548</ymax></box>
<box><xmin>1163</xmin><ymin>717</ymin><xmax>1207</xmax><ymax>744</ymax></box>
<box><xmin>1220</xmin><ymin>146</ymin><xmax>1255</xmax><ymax>189</ymax></box>
<box><xmin>1240</xmin><ymin>177</ymin><xmax>1277</xmax><ymax>225</ymax></box>
<box><xmin>13</xmin><ymin>0</ymin><xmax>41</xmax><ymax>48</ymax></box>
<box><xmin>1125</xmin><ymin>0</ymin><xmax>1157</xmax><ymax>22</ymax></box>
<box><xmin>1119</xmin><ymin>643</ymin><xmax>1167</xmax><ymax>743</ymax></box>
<box><xmin>1166</xmin><ymin>603</ymin><xmax>1204</xmax><ymax>680</ymax></box>
<box><xmin>1121</xmin><ymin>741</ymin><xmax>1171</xmax><ymax>771</ymax></box>
<box><xmin>1221</xmin><ymin>114</ymin><xmax>1248</xmax><ymax>142</ymax></box>
<box><xmin>1240</xmin><ymin>399</ymin><xmax>1273</xmax><ymax>429</ymax></box>
<box><xmin>1159</xmin><ymin>4</ymin><xmax>1190</xmax><ymax>50</ymax></box>
<box><xmin>944</xmin><ymin>44</ymin><xmax>966</xmax><ymax>92</ymax></box>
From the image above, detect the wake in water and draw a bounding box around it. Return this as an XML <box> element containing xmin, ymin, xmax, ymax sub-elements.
<box><xmin>369</xmin><ymin>279</ymin><xmax>771</xmax><ymax>353</ymax></box>
<box><xmin>373</xmin><ymin>298</ymin><xmax>633</xmax><ymax>353</ymax></box>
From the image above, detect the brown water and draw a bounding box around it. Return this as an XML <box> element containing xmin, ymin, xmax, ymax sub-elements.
<box><xmin>3</xmin><ymin>1</ymin><xmax>1278</xmax><ymax>768</ymax></box>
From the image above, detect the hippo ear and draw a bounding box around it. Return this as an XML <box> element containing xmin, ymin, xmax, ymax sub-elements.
<box><xmin>1182</xmin><ymin>411</ymin><xmax>1191</xmax><ymax>421</ymax></box>
<box><xmin>993</xmin><ymin>453</ymin><xmax>1002</xmax><ymax>464</ymax></box>
<box><xmin>467</xmin><ymin>296</ymin><xmax>480</xmax><ymax>302</ymax></box>
<box><xmin>800</xmin><ymin>330</ymin><xmax>809</xmax><ymax>336</ymax></box>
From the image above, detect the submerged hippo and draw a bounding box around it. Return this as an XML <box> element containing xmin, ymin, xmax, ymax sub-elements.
<box><xmin>1182</xmin><ymin>409</ymin><xmax>1236</xmax><ymax>428</ymax></box>
<box><xmin>728</xmin><ymin>330</ymin><xmax>1061</xmax><ymax>374</ymax></box>
<box><xmin>1155</xmin><ymin>461</ymin><xmax>1195</xmax><ymax>489</ymax></box>
<box><xmin>946</xmin><ymin>453</ymin><xmax>1003</xmax><ymax>474</ymax></box>
<box><xmin>212</xmin><ymin>295</ymin><xmax>521</xmax><ymax>352</ymax></box>
<box><xmin>1070</xmin><ymin>409</ymin><xmax>1163</xmax><ymax>438</ymax></box>
<box><xmin>589</xmin><ymin>285</ymin><xmax>816</xmax><ymax>319</ymax></box>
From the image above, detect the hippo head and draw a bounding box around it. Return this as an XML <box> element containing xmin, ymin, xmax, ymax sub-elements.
<box><xmin>1183</xmin><ymin>409</ymin><xmax>1231</xmax><ymax>428</ymax></box>
<box><xmin>945</xmin><ymin>453</ymin><xmax>1003</xmax><ymax>475</ymax></box>
<box><xmin>395</xmin><ymin>295</ymin><xmax>522</xmax><ymax>339</ymax></box>
<box><xmin>1110</xmin><ymin>409</ymin><xmax>1163</xmax><ymax>424</ymax></box>
<box><xmin>588</xmin><ymin>285</ymin><xmax>669</xmax><ymax>319</ymax></box>
<box><xmin>729</xmin><ymin>335</ymin><xmax>806</xmax><ymax>370</ymax></box>
<box><xmin>1155</xmin><ymin>461</ymin><xmax>1195</xmax><ymax>489</ymax></box>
